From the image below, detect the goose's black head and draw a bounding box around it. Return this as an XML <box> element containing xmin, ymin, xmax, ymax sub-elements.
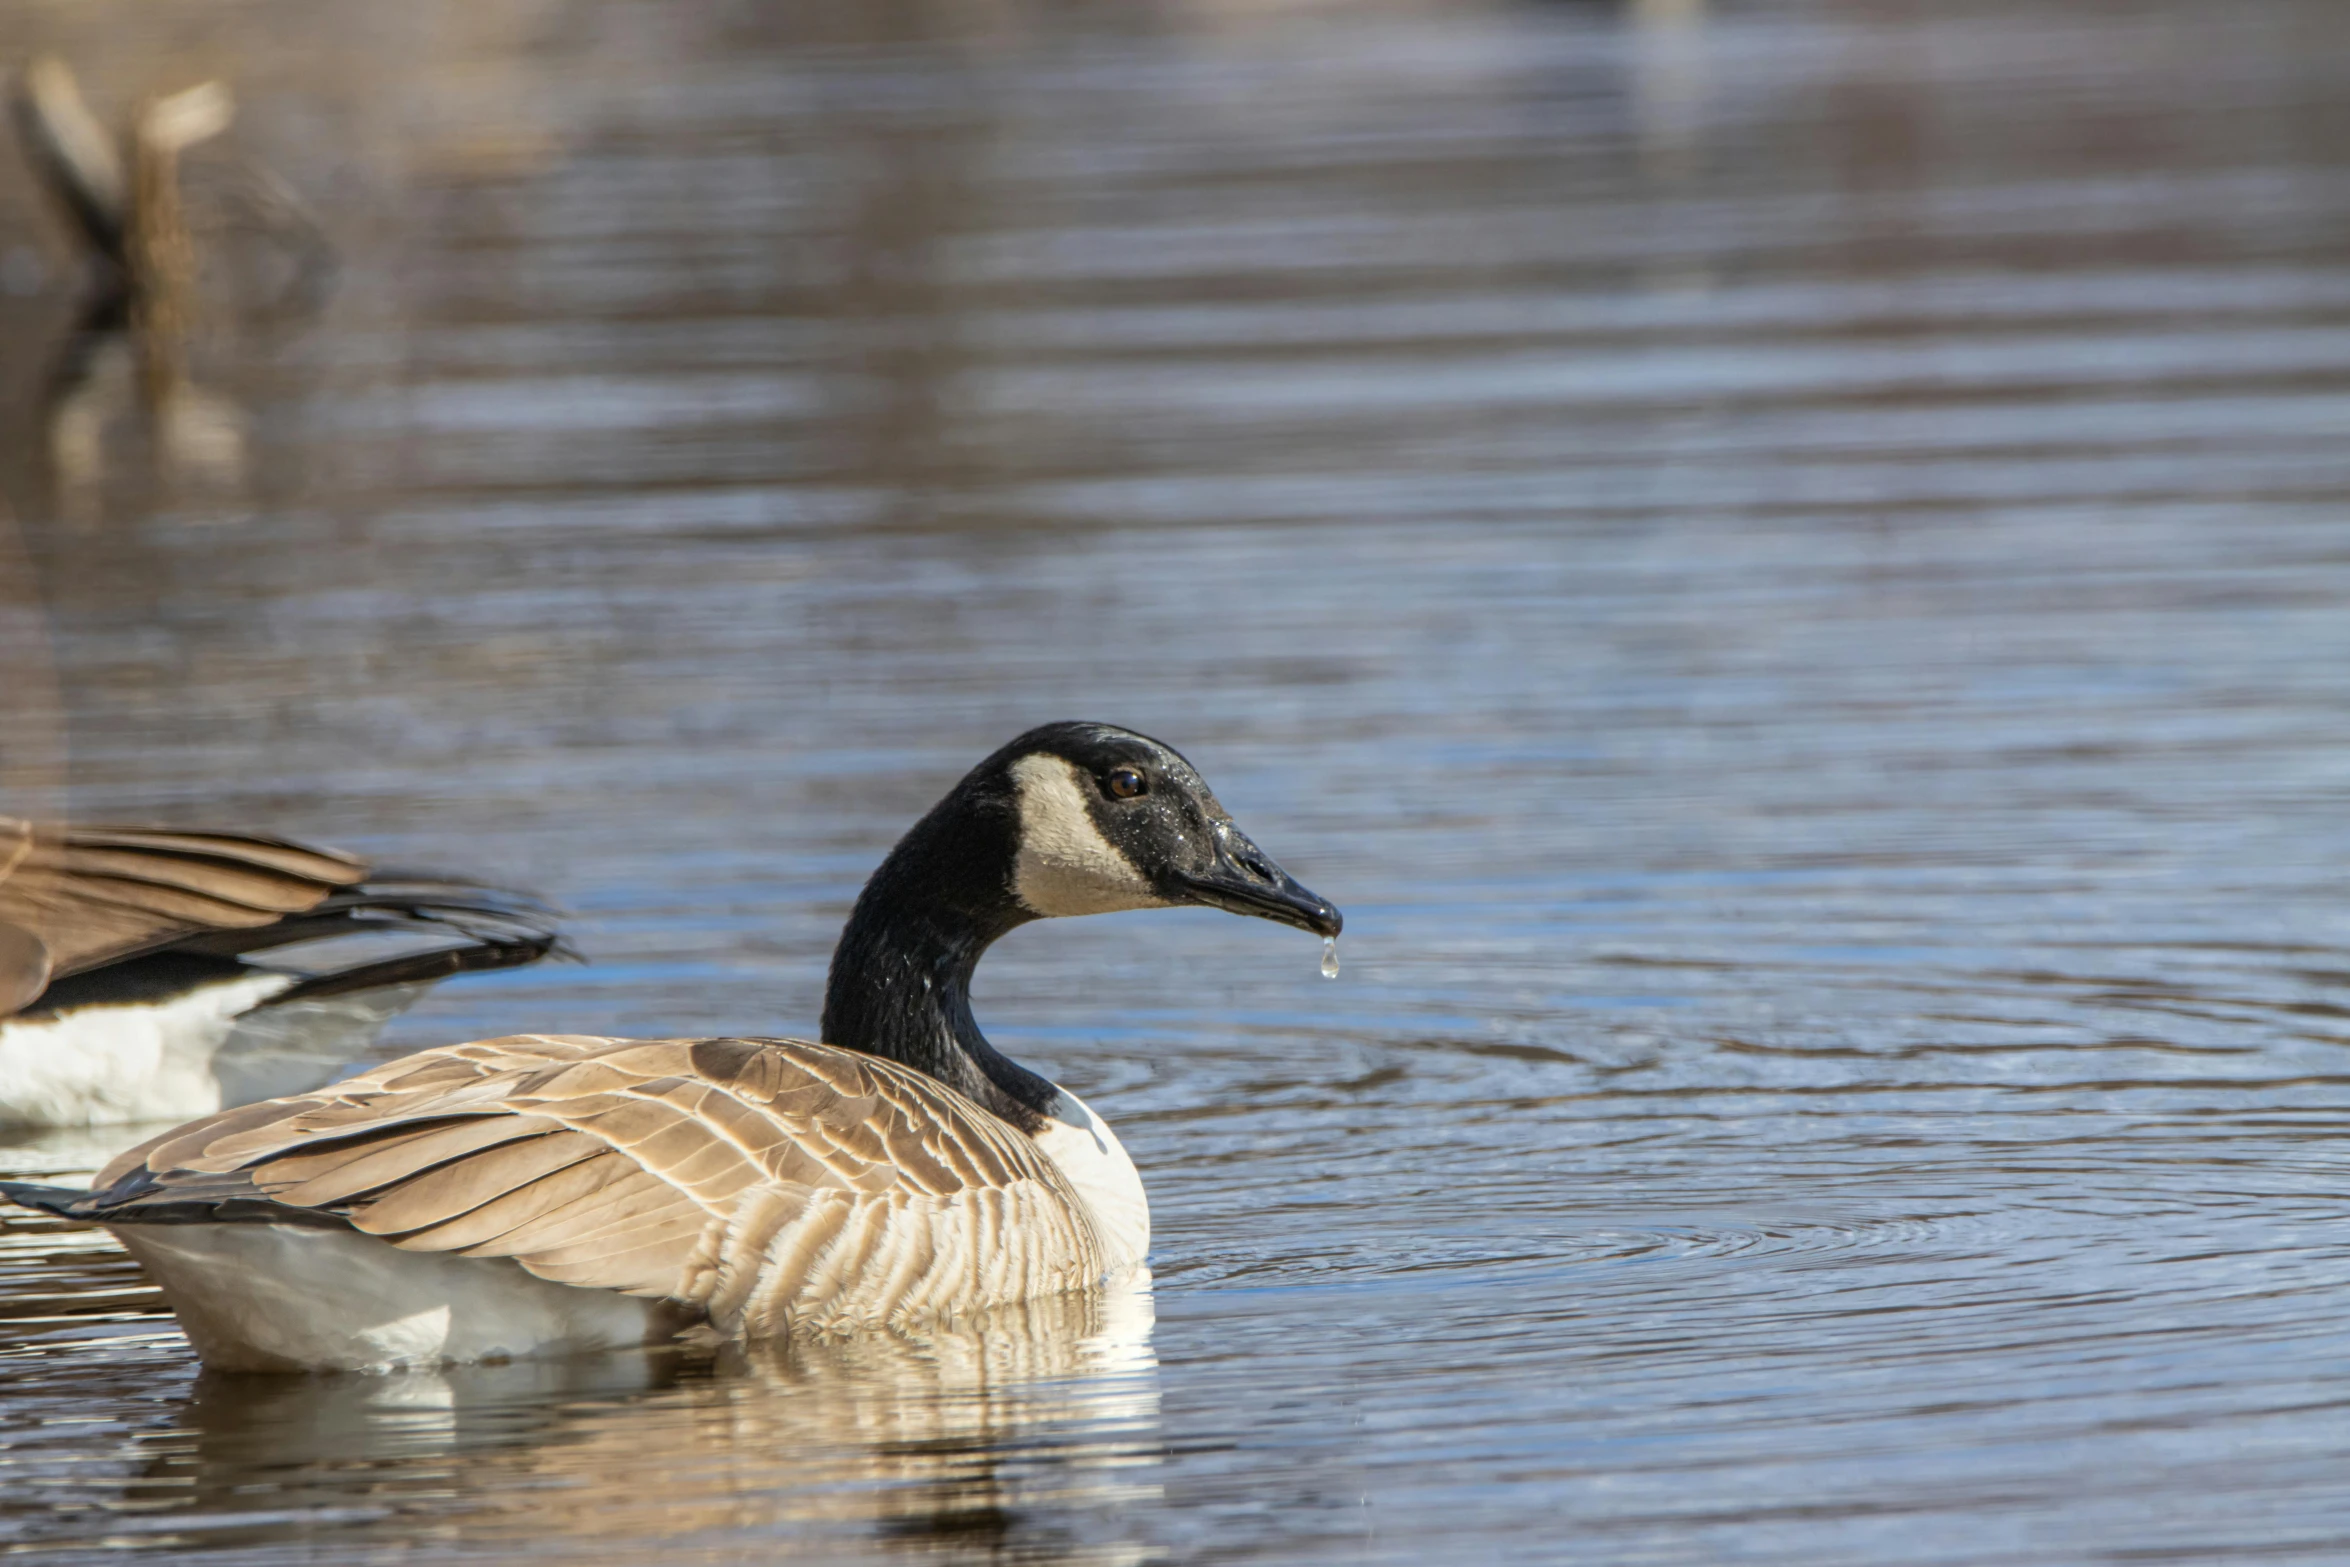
<box><xmin>990</xmin><ymin>721</ymin><xmax>1342</xmax><ymax>938</ymax></box>
<box><xmin>821</xmin><ymin>721</ymin><xmax>1341</xmax><ymax>1130</ymax></box>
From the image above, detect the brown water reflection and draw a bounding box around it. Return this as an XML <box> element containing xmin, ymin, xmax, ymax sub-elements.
<box><xmin>5</xmin><ymin>0</ymin><xmax>2350</xmax><ymax>1561</ymax></box>
<box><xmin>128</xmin><ymin>1288</ymin><xmax>1160</xmax><ymax>1563</ymax></box>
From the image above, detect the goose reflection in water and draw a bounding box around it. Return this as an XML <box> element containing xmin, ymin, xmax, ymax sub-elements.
<box><xmin>132</xmin><ymin>1275</ymin><xmax>1161</xmax><ymax>1562</ymax></box>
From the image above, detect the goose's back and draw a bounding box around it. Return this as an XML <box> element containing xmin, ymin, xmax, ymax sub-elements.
<box><xmin>93</xmin><ymin>1033</ymin><xmax>1110</xmax><ymax>1338</ymax></box>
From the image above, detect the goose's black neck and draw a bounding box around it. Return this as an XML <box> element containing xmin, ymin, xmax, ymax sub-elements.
<box><xmin>819</xmin><ymin>785</ymin><xmax>1058</xmax><ymax>1133</ymax></box>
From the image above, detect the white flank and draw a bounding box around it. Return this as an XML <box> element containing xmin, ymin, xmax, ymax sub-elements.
<box><xmin>116</xmin><ymin>1223</ymin><xmax>675</xmax><ymax>1373</ymax></box>
<box><xmin>0</xmin><ymin>974</ymin><xmax>292</xmax><ymax>1127</ymax></box>
<box><xmin>1007</xmin><ymin>753</ymin><xmax>1164</xmax><ymax>917</ymax></box>
<box><xmin>1030</xmin><ymin>1086</ymin><xmax>1151</xmax><ymax>1273</ymax></box>
<box><xmin>0</xmin><ymin>976</ymin><xmax>427</xmax><ymax>1128</ymax></box>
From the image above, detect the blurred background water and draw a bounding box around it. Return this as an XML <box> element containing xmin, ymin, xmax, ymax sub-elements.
<box><xmin>3</xmin><ymin>0</ymin><xmax>2350</xmax><ymax>1560</ymax></box>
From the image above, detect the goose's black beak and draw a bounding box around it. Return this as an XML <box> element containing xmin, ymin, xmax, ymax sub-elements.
<box><xmin>1169</xmin><ymin>823</ymin><xmax>1342</xmax><ymax>938</ymax></box>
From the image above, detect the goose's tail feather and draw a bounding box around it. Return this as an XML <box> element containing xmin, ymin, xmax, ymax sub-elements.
<box><xmin>170</xmin><ymin>874</ymin><xmax>573</xmax><ymax>1001</ymax></box>
<box><xmin>0</xmin><ymin>1180</ymin><xmax>92</xmax><ymax>1219</ymax></box>
<box><xmin>2</xmin><ymin>1172</ymin><xmax>338</xmax><ymax>1228</ymax></box>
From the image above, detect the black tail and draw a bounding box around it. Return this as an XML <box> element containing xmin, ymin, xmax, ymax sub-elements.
<box><xmin>1</xmin><ymin>1173</ymin><xmax>341</xmax><ymax>1228</ymax></box>
<box><xmin>262</xmin><ymin>877</ymin><xmax>570</xmax><ymax>1003</ymax></box>
<box><xmin>170</xmin><ymin>874</ymin><xmax>573</xmax><ymax>1002</ymax></box>
<box><xmin>0</xmin><ymin>1180</ymin><xmax>93</xmax><ymax>1219</ymax></box>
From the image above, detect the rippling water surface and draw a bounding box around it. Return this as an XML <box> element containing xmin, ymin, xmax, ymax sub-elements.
<box><xmin>4</xmin><ymin>0</ymin><xmax>2350</xmax><ymax>1560</ymax></box>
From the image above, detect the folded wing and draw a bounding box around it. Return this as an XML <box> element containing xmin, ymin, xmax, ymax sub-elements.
<box><xmin>91</xmin><ymin>1033</ymin><xmax>1109</xmax><ymax>1335</ymax></box>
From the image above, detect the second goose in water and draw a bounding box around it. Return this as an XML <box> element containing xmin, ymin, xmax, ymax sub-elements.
<box><xmin>4</xmin><ymin>723</ymin><xmax>1341</xmax><ymax>1371</ymax></box>
<box><xmin>0</xmin><ymin>821</ymin><xmax>560</xmax><ymax>1127</ymax></box>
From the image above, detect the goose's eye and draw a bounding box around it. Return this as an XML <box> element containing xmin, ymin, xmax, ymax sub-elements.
<box><xmin>1105</xmin><ymin>765</ymin><xmax>1149</xmax><ymax>800</ymax></box>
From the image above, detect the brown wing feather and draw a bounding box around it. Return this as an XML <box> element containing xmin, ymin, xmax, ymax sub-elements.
<box><xmin>94</xmin><ymin>1033</ymin><xmax>1110</xmax><ymax>1333</ymax></box>
<box><xmin>402</xmin><ymin>1158</ymin><xmax>672</xmax><ymax>1255</ymax></box>
<box><xmin>260</xmin><ymin>1116</ymin><xmax>577</xmax><ymax>1209</ymax></box>
<box><xmin>90</xmin><ymin>1034</ymin><xmax>610</xmax><ymax>1191</ymax></box>
<box><xmin>0</xmin><ymin>921</ymin><xmax>49</xmax><ymax>1015</ymax></box>
<box><xmin>0</xmin><ymin>817</ymin><xmax>369</xmax><ymax>1017</ymax></box>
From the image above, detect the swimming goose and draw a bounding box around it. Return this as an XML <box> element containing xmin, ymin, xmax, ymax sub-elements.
<box><xmin>3</xmin><ymin>723</ymin><xmax>1339</xmax><ymax>1371</ymax></box>
<box><xmin>0</xmin><ymin>819</ymin><xmax>561</xmax><ymax>1127</ymax></box>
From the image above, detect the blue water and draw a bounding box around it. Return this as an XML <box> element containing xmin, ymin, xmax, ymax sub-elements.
<box><xmin>4</xmin><ymin>0</ymin><xmax>2350</xmax><ymax>1560</ymax></box>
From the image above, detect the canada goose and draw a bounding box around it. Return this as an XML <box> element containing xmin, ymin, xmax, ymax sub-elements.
<box><xmin>0</xmin><ymin>819</ymin><xmax>561</xmax><ymax>1127</ymax></box>
<box><xmin>4</xmin><ymin>723</ymin><xmax>1339</xmax><ymax>1372</ymax></box>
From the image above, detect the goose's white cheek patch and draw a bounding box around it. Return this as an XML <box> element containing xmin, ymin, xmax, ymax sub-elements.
<box><xmin>1008</xmin><ymin>754</ymin><xmax>1165</xmax><ymax>917</ymax></box>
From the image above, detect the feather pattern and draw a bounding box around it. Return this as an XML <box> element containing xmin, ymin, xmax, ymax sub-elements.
<box><xmin>87</xmin><ymin>1033</ymin><xmax>1111</xmax><ymax>1336</ymax></box>
<box><xmin>0</xmin><ymin>819</ymin><xmax>565</xmax><ymax>1031</ymax></box>
<box><xmin>0</xmin><ymin>820</ymin><xmax>367</xmax><ymax>1002</ymax></box>
<box><xmin>0</xmin><ymin>820</ymin><xmax>368</xmax><ymax>1015</ymax></box>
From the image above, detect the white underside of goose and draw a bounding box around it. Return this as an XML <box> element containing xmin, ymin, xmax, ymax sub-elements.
<box><xmin>123</xmin><ymin>1222</ymin><xmax>1159</xmax><ymax>1379</ymax></box>
<box><xmin>0</xmin><ymin>977</ymin><xmax>426</xmax><ymax>1129</ymax></box>
<box><xmin>116</xmin><ymin>1223</ymin><xmax>683</xmax><ymax>1373</ymax></box>
<box><xmin>105</xmin><ymin>1077</ymin><xmax>1148</xmax><ymax>1374</ymax></box>
<box><xmin>0</xmin><ymin>975</ymin><xmax>433</xmax><ymax>1129</ymax></box>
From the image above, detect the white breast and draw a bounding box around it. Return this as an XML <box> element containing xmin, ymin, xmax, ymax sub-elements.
<box><xmin>1028</xmin><ymin>1087</ymin><xmax>1151</xmax><ymax>1274</ymax></box>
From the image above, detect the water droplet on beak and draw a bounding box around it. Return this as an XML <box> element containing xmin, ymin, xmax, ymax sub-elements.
<box><xmin>1321</xmin><ymin>936</ymin><xmax>1340</xmax><ymax>980</ymax></box>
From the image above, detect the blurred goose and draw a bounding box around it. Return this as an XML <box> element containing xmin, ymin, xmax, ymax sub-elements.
<box><xmin>4</xmin><ymin>723</ymin><xmax>1340</xmax><ymax>1371</ymax></box>
<box><xmin>0</xmin><ymin>820</ymin><xmax>561</xmax><ymax>1127</ymax></box>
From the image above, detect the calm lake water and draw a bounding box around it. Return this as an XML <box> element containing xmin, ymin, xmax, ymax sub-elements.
<box><xmin>4</xmin><ymin>0</ymin><xmax>2350</xmax><ymax>1560</ymax></box>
